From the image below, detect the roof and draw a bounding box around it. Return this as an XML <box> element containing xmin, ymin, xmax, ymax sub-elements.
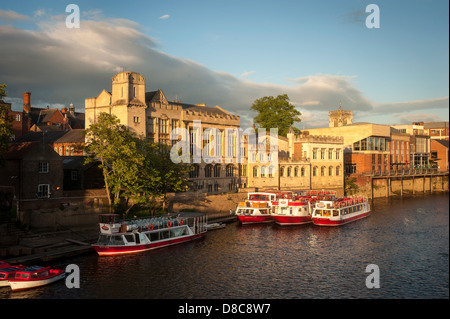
<box><xmin>433</xmin><ymin>139</ymin><xmax>449</xmax><ymax>149</ymax></box>
<box><xmin>54</xmin><ymin>129</ymin><xmax>84</xmax><ymax>144</ymax></box>
<box><xmin>14</xmin><ymin>130</ymin><xmax>68</xmax><ymax>143</ymax></box>
<box><xmin>423</xmin><ymin>122</ymin><xmax>449</xmax><ymax>129</ymax></box>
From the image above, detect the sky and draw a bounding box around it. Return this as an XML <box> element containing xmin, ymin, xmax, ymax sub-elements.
<box><xmin>0</xmin><ymin>0</ymin><xmax>448</xmax><ymax>129</ymax></box>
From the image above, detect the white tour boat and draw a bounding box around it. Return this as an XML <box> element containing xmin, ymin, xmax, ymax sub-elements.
<box><xmin>92</xmin><ymin>212</ymin><xmax>207</xmax><ymax>256</ymax></box>
<box><xmin>235</xmin><ymin>192</ymin><xmax>288</xmax><ymax>224</ymax></box>
<box><xmin>312</xmin><ymin>197</ymin><xmax>370</xmax><ymax>226</ymax></box>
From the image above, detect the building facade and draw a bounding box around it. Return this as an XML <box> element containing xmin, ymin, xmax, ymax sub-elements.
<box><xmin>85</xmin><ymin>71</ymin><xmax>242</xmax><ymax>194</ymax></box>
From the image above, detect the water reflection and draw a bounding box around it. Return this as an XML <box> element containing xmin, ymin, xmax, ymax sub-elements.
<box><xmin>2</xmin><ymin>193</ymin><xmax>448</xmax><ymax>299</ymax></box>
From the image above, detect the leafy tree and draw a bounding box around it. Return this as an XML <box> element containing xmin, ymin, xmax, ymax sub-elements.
<box><xmin>250</xmin><ymin>94</ymin><xmax>301</xmax><ymax>136</ymax></box>
<box><xmin>84</xmin><ymin>113</ymin><xmax>148</xmax><ymax>214</ymax></box>
<box><xmin>84</xmin><ymin>112</ymin><xmax>191</xmax><ymax>216</ymax></box>
<box><xmin>0</xmin><ymin>84</ymin><xmax>13</xmax><ymax>166</ymax></box>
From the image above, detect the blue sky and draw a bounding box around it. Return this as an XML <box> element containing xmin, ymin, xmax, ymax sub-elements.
<box><xmin>0</xmin><ymin>0</ymin><xmax>448</xmax><ymax>128</ymax></box>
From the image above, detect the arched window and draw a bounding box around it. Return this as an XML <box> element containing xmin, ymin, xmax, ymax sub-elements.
<box><xmin>294</xmin><ymin>167</ymin><xmax>298</xmax><ymax>177</ymax></box>
<box><xmin>321</xmin><ymin>166</ymin><xmax>326</xmax><ymax>176</ymax></box>
<box><xmin>313</xmin><ymin>166</ymin><xmax>318</xmax><ymax>176</ymax></box>
<box><xmin>280</xmin><ymin>166</ymin><xmax>285</xmax><ymax>177</ymax></box>
<box><xmin>329</xmin><ymin>166</ymin><xmax>333</xmax><ymax>176</ymax></box>
<box><xmin>336</xmin><ymin>166</ymin><xmax>340</xmax><ymax>176</ymax></box>
<box><xmin>287</xmin><ymin>167</ymin><xmax>292</xmax><ymax>177</ymax></box>
<box><xmin>253</xmin><ymin>166</ymin><xmax>259</xmax><ymax>177</ymax></box>
<box><xmin>301</xmin><ymin>167</ymin><xmax>305</xmax><ymax>177</ymax></box>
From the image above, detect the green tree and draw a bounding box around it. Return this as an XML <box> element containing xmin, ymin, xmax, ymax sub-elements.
<box><xmin>250</xmin><ymin>94</ymin><xmax>301</xmax><ymax>137</ymax></box>
<box><xmin>0</xmin><ymin>84</ymin><xmax>13</xmax><ymax>166</ymax></box>
<box><xmin>84</xmin><ymin>112</ymin><xmax>191</xmax><ymax>216</ymax></box>
<box><xmin>84</xmin><ymin>113</ymin><xmax>149</xmax><ymax>214</ymax></box>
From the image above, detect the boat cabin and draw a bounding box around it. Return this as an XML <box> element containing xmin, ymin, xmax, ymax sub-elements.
<box><xmin>247</xmin><ymin>193</ymin><xmax>277</xmax><ymax>202</ymax></box>
<box><xmin>0</xmin><ymin>267</ymin><xmax>24</xmax><ymax>281</ymax></box>
<box><xmin>14</xmin><ymin>266</ymin><xmax>53</xmax><ymax>281</ymax></box>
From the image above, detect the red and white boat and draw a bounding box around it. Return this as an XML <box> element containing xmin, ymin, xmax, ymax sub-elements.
<box><xmin>271</xmin><ymin>190</ymin><xmax>337</xmax><ymax>225</ymax></box>
<box><xmin>235</xmin><ymin>192</ymin><xmax>282</xmax><ymax>224</ymax></box>
<box><xmin>92</xmin><ymin>212</ymin><xmax>207</xmax><ymax>256</ymax></box>
<box><xmin>0</xmin><ymin>265</ymin><xmax>27</xmax><ymax>288</ymax></box>
<box><xmin>271</xmin><ymin>199</ymin><xmax>313</xmax><ymax>225</ymax></box>
<box><xmin>0</xmin><ymin>261</ymin><xmax>10</xmax><ymax>269</ymax></box>
<box><xmin>8</xmin><ymin>266</ymin><xmax>65</xmax><ymax>291</ymax></box>
<box><xmin>312</xmin><ymin>197</ymin><xmax>370</xmax><ymax>226</ymax></box>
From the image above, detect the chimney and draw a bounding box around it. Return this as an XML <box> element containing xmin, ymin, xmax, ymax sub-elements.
<box><xmin>23</xmin><ymin>92</ymin><xmax>31</xmax><ymax>113</ymax></box>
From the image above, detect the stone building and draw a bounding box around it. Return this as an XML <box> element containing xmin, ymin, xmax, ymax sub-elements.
<box><xmin>85</xmin><ymin>71</ymin><xmax>242</xmax><ymax>194</ymax></box>
<box><xmin>329</xmin><ymin>102</ymin><xmax>353</xmax><ymax>128</ymax></box>
<box><xmin>245</xmin><ymin>128</ymin><xmax>344</xmax><ymax>193</ymax></box>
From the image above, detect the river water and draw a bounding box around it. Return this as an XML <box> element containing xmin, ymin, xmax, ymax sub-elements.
<box><xmin>2</xmin><ymin>193</ymin><xmax>448</xmax><ymax>300</ymax></box>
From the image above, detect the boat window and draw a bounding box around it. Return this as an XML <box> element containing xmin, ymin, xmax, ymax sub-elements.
<box><xmin>0</xmin><ymin>273</ymin><xmax>5</xmax><ymax>279</ymax></box>
<box><xmin>160</xmin><ymin>230</ymin><xmax>170</xmax><ymax>239</ymax></box>
<box><xmin>97</xmin><ymin>235</ymin><xmax>110</xmax><ymax>245</ymax></box>
<box><xmin>333</xmin><ymin>210</ymin><xmax>339</xmax><ymax>217</ymax></box>
<box><xmin>135</xmin><ymin>233</ymin><xmax>140</xmax><ymax>244</ymax></box>
<box><xmin>112</xmin><ymin>235</ymin><xmax>125</xmax><ymax>245</ymax></box>
<box><xmin>124</xmin><ymin>234</ymin><xmax>135</xmax><ymax>243</ymax></box>
<box><xmin>20</xmin><ymin>273</ymin><xmax>29</xmax><ymax>279</ymax></box>
<box><xmin>7</xmin><ymin>273</ymin><xmax>15</xmax><ymax>279</ymax></box>
<box><xmin>289</xmin><ymin>208</ymin><xmax>293</xmax><ymax>215</ymax></box>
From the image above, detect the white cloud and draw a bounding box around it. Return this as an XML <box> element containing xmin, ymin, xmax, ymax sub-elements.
<box><xmin>241</xmin><ymin>70</ymin><xmax>255</xmax><ymax>78</ymax></box>
<box><xmin>0</xmin><ymin>9</ymin><xmax>30</xmax><ymax>22</ymax></box>
<box><xmin>159</xmin><ymin>14</ymin><xmax>170</xmax><ymax>20</ymax></box>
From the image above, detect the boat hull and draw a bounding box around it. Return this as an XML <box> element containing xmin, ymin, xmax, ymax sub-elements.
<box><xmin>9</xmin><ymin>272</ymin><xmax>65</xmax><ymax>292</ymax></box>
<box><xmin>312</xmin><ymin>211</ymin><xmax>371</xmax><ymax>226</ymax></box>
<box><xmin>92</xmin><ymin>232</ymin><xmax>206</xmax><ymax>256</ymax></box>
<box><xmin>238</xmin><ymin>215</ymin><xmax>273</xmax><ymax>225</ymax></box>
<box><xmin>272</xmin><ymin>215</ymin><xmax>312</xmax><ymax>226</ymax></box>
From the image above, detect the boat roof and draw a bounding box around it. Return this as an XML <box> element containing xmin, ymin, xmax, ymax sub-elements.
<box><xmin>0</xmin><ymin>267</ymin><xmax>22</xmax><ymax>273</ymax></box>
<box><xmin>17</xmin><ymin>266</ymin><xmax>46</xmax><ymax>273</ymax></box>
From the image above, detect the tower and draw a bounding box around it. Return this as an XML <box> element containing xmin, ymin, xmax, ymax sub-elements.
<box><xmin>111</xmin><ymin>71</ymin><xmax>146</xmax><ymax>106</ymax></box>
<box><xmin>329</xmin><ymin>102</ymin><xmax>353</xmax><ymax>128</ymax></box>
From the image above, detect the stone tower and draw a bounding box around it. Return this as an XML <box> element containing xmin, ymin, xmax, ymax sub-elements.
<box><xmin>329</xmin><ymin>102</ymin><xmax>353</xmax><ymax>128</ymax></box>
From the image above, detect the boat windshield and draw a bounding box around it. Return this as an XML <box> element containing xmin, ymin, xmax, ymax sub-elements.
<box><xmin>96</xmin><ymin>234</ymin><xmax>126</xmax><ymax>246</ymax></box>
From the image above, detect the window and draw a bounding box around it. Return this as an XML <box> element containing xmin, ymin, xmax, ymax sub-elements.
<box><xmin>189</xmin><ymin>165</ymin><xmax>200</xmax><ymax>178</ymax></box>
<box><xmin>133</xmin><ymin>116</ymin><xmax>140</xmax><ymax>123</ymax></box>
<box><xmin>335</xmin><ymin>149</ymin><xmax>340</xmax><ymax>160</ymax></box>
<box><xmin>301</xmin><ymin>167</ymin><xmax>305</xmax><ymax>176</ymax></box>
<box><xmin>226</xmin><ymin>164</ymin><xmax>234</xmax><ymax>177</ymax></box>
<box><xmin>37</xmin><ymin>184</ymin><xmax>50</xmax><ymax>198</ymax></box>
<box><xmin>287</xmin><ymin>167</ymin><xmax>291</xmax><ymax>177</ymax></box>
<box><xmin>159</xmin><ymin>119</ymin><xmax>168</xmax><ymax>133</ymax></box>
<box><xmin>38</xmin><ymin>162</ymin><xmax>49</xmax><ymax>173</ymax></box>
<box><xmin>336</xmin><ymin>166</ymin><xmax>340</xmax><ymax>176</ymax></box>
<box><xmin>328</xmin><ymin>149</ymin><xmax>333</xmax><ymax>160</ymax></box>
<box><xmin>321</xmin><ymin>166</ymin><xmax>325</xmax><ymax>176</ymax></box>
<box><xmin>205</xmin><ymin>164</ymin><xmax>212</xmax><ymax>178</ymax></box>
<box><xmin>71</xmin><ymin>170</ymin><xmax>78</xmax><ymax>181</ymax></box>
<box><xmin>320</xmin><ymin>149</ymin><xmax>325</xmax><ymax>160</ymax></box>
<box><xmin>329</xmin><ymin>166</ymin><xmax>333</xmax><ymax>176</ymax></box>
<box><xmin>294</xmin><ymin>167</ymin><xmax>298</xmax><ymax>177</ymax></box>
<box><xmin>15</xmin><ymin>114</ymin><xmax>21</xmax><ymax>121</ymax></box>
<box><xmin>313</xmin><ymin>166</ymin><xmax>318</xmax><ymax>177</ymax></box>
<box><xmin>313</xmin><ymin>148</ymin><xmax>317</xmax><ymax>160</ymax></box>
<box><xmin>253</xmin><ymin>166</ymin><xmax>258</xmax><ymax>177</ymax></box>
<box><xmin>214</xmin><ymin>164</ymin><xmax>221</xmax><ymax>177</ymax></box>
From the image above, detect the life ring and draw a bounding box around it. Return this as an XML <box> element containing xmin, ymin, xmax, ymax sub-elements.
<box><xmin>167</xmin><ymin>221</ymin><xmax>172</xmax><ymax>228</ymax></box>
<box><xmin>148</xmin><ymin>224</ymin><xmax>154</xmax><ymax>231</ymax></box>
<box><xmin>179</xmin><ymin>219</ymin><xmax>184</xmax><ymax>226</ymax></box>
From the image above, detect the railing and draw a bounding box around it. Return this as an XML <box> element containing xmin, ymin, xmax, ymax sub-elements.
<box><xmin>371</xmin><ymin>167</ymin><xmax>441</xmax><ymax>177</ymax></box>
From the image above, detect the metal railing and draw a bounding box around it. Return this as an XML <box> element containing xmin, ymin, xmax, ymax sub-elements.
<box><xmin>371</xmin><ymin>167</ymin><xmax>440</xmax><ymax>177</ymax></box>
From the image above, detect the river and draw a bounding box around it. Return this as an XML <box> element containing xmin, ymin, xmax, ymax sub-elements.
<box><xmin>2</xmin><ymin>193</ymin><xmax>448</xmax><ymax>300</ymax></box>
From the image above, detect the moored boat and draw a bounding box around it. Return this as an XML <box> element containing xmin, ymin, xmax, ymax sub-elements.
<box><xmin>92</xmin><ymin>212</ymin><xmax>207</xmax><ymax>256</ymax></box>
<box><xmin>312</xmin><ymin>197</ymin><xmax>370</xmax><ymax>226</ymax></box>
<box><xmin>271</xmin><ymin>199</ymin><xmax>313</xmax><ymax>225</ymax></box>
<box><xmin>235</xmin><ymin>201</ymin><xmax>274</xmax><ymax>224</ymax></box>
<box><xmin>0</xmin><ymin>265</ymin><xmax>27</xmax><ymax>288</ymax></box>
<box><xmin>8</xmin><ymin>266</ymin><xmax>65</xmax><ymax>291</ymax></box>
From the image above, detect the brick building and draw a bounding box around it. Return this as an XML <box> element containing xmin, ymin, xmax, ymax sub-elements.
<box><xmin>430</xmin><ymin>139</ymin><xmax>448</xmax><ymax>172</ymax></box>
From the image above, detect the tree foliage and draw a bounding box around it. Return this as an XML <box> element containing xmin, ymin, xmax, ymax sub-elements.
<box><xmin>84</xmin><ymin>112</ymin><xmax>191</xmax><ymax>215</ymax></box>
<box><xmin>0</xmin><ymin>84</ymin><xmax>13</xmax><ymax>166</ymax></box>
<box><xmin>250</xmin><ymin>94</ymin><xmax>301</xmax><ymax>137</ymax></box>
